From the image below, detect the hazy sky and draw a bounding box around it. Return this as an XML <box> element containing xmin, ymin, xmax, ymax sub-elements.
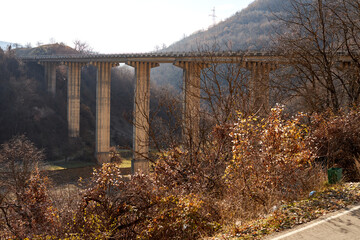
<box><xmin>2</xmin><ymin>0</ymin><xmax>254</xmax><ymax>53</ymax></box>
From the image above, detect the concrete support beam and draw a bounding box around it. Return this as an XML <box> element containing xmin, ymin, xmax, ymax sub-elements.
<box><xmin>248</xmin><ymin>62</ymin><xmax>272</xmax><ymax>115</ymax></box>
<box><xmin>93</xmin><ymin>62</ymin><xmax>118</xmax><ymax>163</ymax></box>
<box><xmin>65</xmin><ymin>62</ymin><xmax>84</xmax><ymax>138</ymax></box>
<box><xmin>43</xmin><ymin>62</ymin><xmax>57</xmax><ymax>95</ymax></box>
<box><xmin>174</xmin><ymin>61</ymin><xmax>208</xmax><ymax>147</ymax></box>
<box><xmin>127</xmin><ymin>61</ymin><xmax>159</xmax><ymax>174</ymax></box>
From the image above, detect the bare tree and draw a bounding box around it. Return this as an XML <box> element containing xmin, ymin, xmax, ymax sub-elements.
<box><xmin>137</xmin><ymin>42</ymin><xmax>252</xmax><ymax>167</ymax></box>
<box><xmin>73</xmin><ymin>39</ymin><xmax>93</xmax><ymax>54</ymax></box>
<box><xmin>273</xmin><ymin>0</ymin><xmax>360</xmax><ymax>112</ymax></box>
<box><xmin>49</xmin><ymin>38</ymin><xmax>56</xmax><ymax>44</ymax></box>
<box><xmin>329</xmin><ymin>0</ymin><xmax>360</xmax><ymax>104</ymax></box>
<box><xmin>200</xmin><ymin>53</ymin><xmax>251</xmax><ymax>126</ymax></box>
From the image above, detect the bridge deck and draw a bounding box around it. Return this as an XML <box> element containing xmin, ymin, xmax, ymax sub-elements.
<box><xmin>18</xmin><ymin>51</ymin><xmax>286</xmax><ymax>63</ymax></box>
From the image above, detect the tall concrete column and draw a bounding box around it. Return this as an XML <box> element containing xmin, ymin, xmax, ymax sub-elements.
<box><xmin>127</xmin><ymin>61</ymin><xmax>159</xmax><ymax>174</ymax></box>
<box><xmin>93</xmin><ymin>62</ymin><xmax>118</xmax><ymax>163</ymax></box>
<box><xmin>174</xmin><ymin>61</ymin><xmax>208</xmax><ymax>147</ymax></box>
<box><xmin>43</xmin><ymin>62</ymin><xmax>57</xmax><ymax>95</ymax></box>
<box><xmin>249</xmin><ymin>62</ymin><xmax>271</xmax><ymax>115</ymax></box>
<box><xmin>65</xmin><ymin>62</ymin><xmax>84</xmax><ymax>138</ymax></box>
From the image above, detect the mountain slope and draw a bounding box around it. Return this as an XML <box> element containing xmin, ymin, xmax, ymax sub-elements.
<box><xmin>151</xmin><ymin>0</ymin><xmax>289</xmax><ymax>86</ymax></box>
<box><xmin>15</xmin><ymin>43</ymin><xmax>79</xmax><ymax>57</ymax></box>
<box><xmin>164</xmin><ymin>0</ymin><xmax>288</xmax><ymax>52</ymax></box>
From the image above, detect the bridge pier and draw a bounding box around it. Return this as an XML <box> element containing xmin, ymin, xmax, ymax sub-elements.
<box><xmin>174</xmin><ymin>62</ymin><xmax>208</xmax><ymax>147</ymax></box>
<box><xmin>65</xmin><ymin>62</ymin><xmax>85</xmax><ymax>138</ymax></box>
<box><xmin>248</xmin><ymin>62</ymin><xmax>273</xmax><ymax>115</ymax></box>
<box><xmin>127</xmin><ymin>61</ymin><xmax>159</xmax><ymax>174</ymax></box>
<box><xmin>22</xmin><ymin>52</ymin><xmax>288</xmax><ymax>170</ymax></box>
<box><xmin>93</xmin><ymin>62</ymin><xmax>118</xmax><ymax>163</ymax></box>
<box><xmin>42</xmin><ymin>62</ymin><xmax>57</xmax><ymax>95</ymax></box>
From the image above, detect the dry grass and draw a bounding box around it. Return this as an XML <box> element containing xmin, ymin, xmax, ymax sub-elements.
<box><xmin>208</xmin><ymin>182</ymin><xmax>360</xmax><ymax>240</ymax></box>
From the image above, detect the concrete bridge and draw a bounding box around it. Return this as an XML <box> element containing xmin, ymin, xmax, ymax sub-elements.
<box><xmin>18</xmin><ymin>51</ymin><xmax>352</xmax><ymax>173</ymax></box>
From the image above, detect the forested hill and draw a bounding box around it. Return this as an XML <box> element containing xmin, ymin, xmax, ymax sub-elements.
<box><xmin>151</xmin><ymin>0</ymin><xmax>289</xmax><ymax>85</ymax></box>
<box><xmin>15</xmin><ymin>43</ymin><xmax>79</xmax><ymax>56</ymax></box>
<box><xmin>164</xmin><ymin>0</ymin><xmax>288</xmax><ymax>52</ymax></box>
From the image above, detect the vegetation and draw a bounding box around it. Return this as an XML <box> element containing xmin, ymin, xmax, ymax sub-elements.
<box><xmin>273</xmin><ymin>0</ymin><xmax>360</xmax><ymax>113</ymax></box>
<box><xmin>230</xmin><ymin>183</ymin><xmax>360</xmax><ymax>239</ymax></box>
<box><xmin>0</xmin><ymin>44</ymin><xmax>139</xmax><ymax>162</ymax></box>
<box><xmin>164</xmin><ymin>0</ymin><xmax>287</xmax><ymax>52</ymax></box>
<box><xmin>2</xmin><ymin>106</ymin><xmax>360</xmax><ymax>239</ymax></box>
<box><xmin>310</xmin><ymin>109</ymin><xmax>360</xmax><ymax>181</ymax></box>
<box><xmin>14</xmin><ymin>43</ymin><xmax>79</xmax><ymax>57</ymax></box>
<box><xmin>0</xmin><ymin>106</ymin><xmax>326</xmax><ymax>239</ymax></box>
<box><xmin>2</xmin><ymin>0</ymin><xmax>360</xmax><ymax>239</ymax></box>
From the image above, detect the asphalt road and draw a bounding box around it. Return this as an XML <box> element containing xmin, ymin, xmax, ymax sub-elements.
<box><xmin>267</xmin><ymin>205</ymin><xmax>360</xmax><ymax>240</ymax></box>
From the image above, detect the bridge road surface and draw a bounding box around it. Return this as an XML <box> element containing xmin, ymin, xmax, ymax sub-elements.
<box><xmin>266</xmin><ymin>205</ymin><xmax>360</xmax><ymax>240</ymax></box>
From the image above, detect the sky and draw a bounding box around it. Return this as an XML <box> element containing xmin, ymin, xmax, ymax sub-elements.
<box><xmin>1</xmin><ymin>0</ymin><xmax>255</xmax><ymax>53</ymax></box>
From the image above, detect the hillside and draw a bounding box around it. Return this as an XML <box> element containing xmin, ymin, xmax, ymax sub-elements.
<box><xmin>151</xmin><ymin>0</ymin><xmax>289</xmax><ymax>86</ymax></box>
<box><xmin>15</xmin><ymin>43</ymin><xmax>79</xmax><ymax>57</ymax></box>
<box><xmin>164</xmin><ymin>0</ymin><xmax>288</xmax><ymax>52</ymax></box>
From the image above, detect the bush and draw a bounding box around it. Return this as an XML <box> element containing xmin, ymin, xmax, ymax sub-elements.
<box><xmin>0</xmin><ymin>135</ymin><xmax>44</xmax><ymax>192</ymax></box>
<box><xmin>0</xmin><ymin>135</ymin><xmax>59</xmax><ymax>238</ymax></box>
<box><xmin>71</xmin><ymin>163</ymin><xmax>220</xmax><ymax>239</ymax></box>
<box><xmin>310</xmin><ymin>109</ymin><xmax>360</xmax><ymax>181</ymax></box>
<box><xmin>138</xmin><ymin>193</ymin><xmax>220</xmax><ymax>240</ymax></box>
<box><xmin>0</xmin><ymin>107</ymin><xmax>333</xmax><ymax>239</ymax></box>
<box><xmin>70</xmin><ymin>107</ymin><xmax>328</xmax><ymax>238</ymax></box>
<box><xmin>224</xmin><ymin>105</ymin><xmax>325</xmax><ymax>219</ymax></box>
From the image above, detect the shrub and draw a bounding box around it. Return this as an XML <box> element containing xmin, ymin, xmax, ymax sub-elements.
<box><xmin>70</xmin><ymin>107</ymin><xmax>326</xmax><ymax>239</ymax></box>
<box><xmin>0</xmin><ymin>135</ymin><xmax>44</xmax><ymax>193</ymax></box>
<box><xmin>0</xmin><ymin>107</ymin><xmax>335</xmax><ymax>239</ymax></box>
<box><xmin>224</xmin><ymin>105</ymin><xmax>325</xmax><ymax>219</ymax></box>
<box><xmin>138</xmin><ymin>193</ymin><xmax>220</xmax><ymax>240</ymax></box>
<box><xmin>310</xmin><ymin>109</ymin><xmax>360</xmax><ymax>181</ymax></box>
<box><xmin>71</xmin><ymin>160</ymin><xmax>221</xmax><ymax>240</ymax></box>
<box><xmin>0</xmin><ymin>135</ymin><xmax>59</xmax><ymax>238</ymax></box>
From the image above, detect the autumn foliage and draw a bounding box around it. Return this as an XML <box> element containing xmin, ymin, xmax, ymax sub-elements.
<box><xmin>0</xmin><ymin>135</ymin><xmax>59</xmax><ymax>239</ymax></box>
<box><xmin>310</xmin><ymin>109</ymin><xmax>360</xmax><ymax>181</ymax></box>
<box><xmin>224</xmin><ymin>106</ymin><xmax>324</xmax><ymax>220</ymax></box>
<box><xmin>66</xmin><ymin>106</ymin><xmax>325</xmax><ymax>239</ymax></box>
<box><xmin>70</xmin><ymin>163</ymin><xmax>220</xmax><ymax>239</ymax></box>
<box><xmin>0</xmin><ymin>107</ymin><xmax>344</xmax><ymax>239</ymax></box>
